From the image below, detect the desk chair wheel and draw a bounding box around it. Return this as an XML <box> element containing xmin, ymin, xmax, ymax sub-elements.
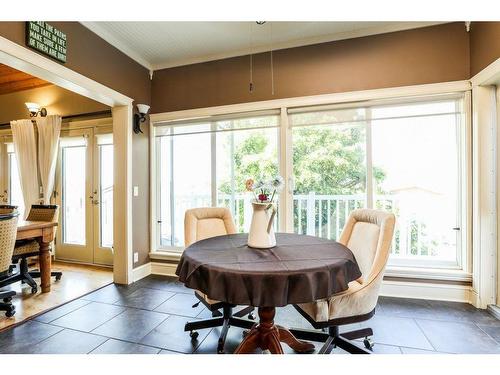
<box><xmin>242</xmin><ymin>329</ymin><xmax>249</xmax><ymax>337</ymax></box>
<box><xmin>363</xmin><ymin>337</ymin><xmax>374</xmax><ymax>350</ymax></box>
<box><xmin>5</xmin><ymin>306</ymin><xmax>15</xmax><ymax>318</ymax></box>
<box><xmin>248</xmin><ymin>312</ymin><xmax>256</xmax><ymax>320</ymax></box>
<box><xmin>31</xmin><ymin>286</ymin><xmax>38</xmax><ymax>294</ymax></box>
<box><xmin>217</xmin><ymin>348</ymin><xmax>225</xmax><ymax>354</ymax></box>
<box><xmin>190</xmin><ymin>330</ymin><xmax>199</xmax><ymax>340</ymax></box>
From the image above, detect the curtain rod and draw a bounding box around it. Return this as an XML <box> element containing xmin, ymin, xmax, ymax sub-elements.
<box><xmin>0</xmin><ymin>110</ymin><xmax>112</xmax><ymax>128</ymax></box>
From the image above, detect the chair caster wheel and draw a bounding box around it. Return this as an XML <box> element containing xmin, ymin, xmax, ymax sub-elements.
<box><xmin>363</xmin><ymin>337</ymin><xmax>374</xmax><ymax>350</ymax></box>
<box><xmin>248</xmin><ymin>312</ymin><xmax>256</xmax><ymax>320</ymax></box>
<box><xmin>217</xmin><ymin>349</ymin><xmax>225</xmax><ymax>354</ymax></box>
<box><xmin>5</xmin><ymin>308</ymin><xmax>15</xmax><ymax>318</ymax></box>
<box><xmin>55</xmin><ymin>274</ymin><xmax>62</xmax><ymax>281</ymax></box>
<box><xmin>31</xmin><ymin>286</ymin><xmax>38</xmax><ymax>294</ymax></box>
<box><xmin>3</xmin><ymin>297</ymin><xmax>12</xmax><ymax>303</ymax></box>
<box><xmin>190</xmin><ymin>330</ymin><xmax>199</xmax><ymax>340</ymax></box>
<box><xmin>242</xmin><ymin>329</ymin><xmax>249</xmax><ymax>337</ymax></box>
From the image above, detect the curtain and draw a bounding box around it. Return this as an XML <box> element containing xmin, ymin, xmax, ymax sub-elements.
<box><xmin>36</xmin><ymin>115</ymin><xmax>61</xmax><ymax>204</ymax></box>
<box><xmin>10</xmin><ymin>119</ymin><xmax>39</xmax><ymax>218</ymax></box>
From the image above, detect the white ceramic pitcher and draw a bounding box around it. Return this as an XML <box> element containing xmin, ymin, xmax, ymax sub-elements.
<box><xmin>248</xmin><ymin>202</ymin><xmax>277</xmax><ymax>249</ymax></box>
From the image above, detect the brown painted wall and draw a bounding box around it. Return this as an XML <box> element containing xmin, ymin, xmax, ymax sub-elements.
<box><xmin>0</xmin><ymin>84</ymin><xmax>107</xmax><ymax>124</ymax></box>
<box><xmin>152</xmin><ymin>23</ymin><xmax>470</xmax><ymax>113</ymax></box>
<box><xmin>470</xmin><ymin>22</ymin><xmax>500</xmax><ymax>76</ymax></box>
<box><xmin>0</xmin><ymin>22</ymin><xmax>151</xmax><ymax>268</ymax></box>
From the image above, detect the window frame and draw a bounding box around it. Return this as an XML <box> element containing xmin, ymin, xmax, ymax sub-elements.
<box><xmin>150</xmin><ymin>82</ymin><xmax>472</xmax><ymax>278</ymax></box>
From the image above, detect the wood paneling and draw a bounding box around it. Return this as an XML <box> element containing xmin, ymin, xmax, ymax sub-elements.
<box><xmin>0</xmin><ymin>64</ymin><xmax>50</xmax><ymax>95</ymax></box>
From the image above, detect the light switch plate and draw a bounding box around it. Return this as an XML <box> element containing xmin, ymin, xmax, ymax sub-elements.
<box><xmin>133</xmin><ymin>186</ymin><xmax>139</xmax><ymax>196</ymax></box>
<box><xmin>133</xmin><ymin>252</ymin><xmax>139</xmax><ymax>263</ymax></box>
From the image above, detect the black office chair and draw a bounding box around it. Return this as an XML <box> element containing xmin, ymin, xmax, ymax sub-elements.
<box><xmin>4</xmin><ymin>205</ymin><xmax>62</xmax><ymax>294</ymax></box>
<box><xmin>0</xmin><ymin>211</ymin><xmax>19</xmax><ymax>317</ymax></box>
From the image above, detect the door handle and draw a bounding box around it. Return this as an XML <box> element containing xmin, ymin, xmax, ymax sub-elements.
<box><xmin>452</xmin><ymin>227</ymin><xmax>461</xmax><ymax>231</ymax></box>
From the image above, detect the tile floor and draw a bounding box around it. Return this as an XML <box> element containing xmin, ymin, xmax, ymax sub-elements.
<box><xmin>1</xmin><ymin>275</ymin><xmax>499</xmax><ymax>354</ymax></box>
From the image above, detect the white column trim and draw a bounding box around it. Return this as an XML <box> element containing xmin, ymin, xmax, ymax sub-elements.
<box><xmin>471</xmin><ymin>85</ymin><xmax>497</xmax><ymax>308</ymax></box>
<box><xmin>0</xmin><ymin>35</ymin><xmax>135</xmax><ymax>285</ymax></box>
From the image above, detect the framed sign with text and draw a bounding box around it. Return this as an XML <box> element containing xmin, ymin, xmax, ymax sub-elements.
<box><xmin>26</xmin><ymin>21</ymin><xmax>67</xmax><ymax>63</ymax></box>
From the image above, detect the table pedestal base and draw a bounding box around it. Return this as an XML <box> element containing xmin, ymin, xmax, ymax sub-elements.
<box><xmin>234</xmin><ymin>307</ymin><xmax>315</xmax><ymax>354</ymax></box>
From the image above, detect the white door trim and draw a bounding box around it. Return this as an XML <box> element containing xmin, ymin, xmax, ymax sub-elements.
<box><xmin>0</xmin><ymin>36</ymin><xmax>134</xmax><ymax>285</ymax></box>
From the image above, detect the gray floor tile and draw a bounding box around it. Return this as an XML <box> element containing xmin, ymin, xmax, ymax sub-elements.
<box><xmin>34</xmin><ymin>299</ymin><xmax>92</xmax><ymax>324</ymax></box>
<box><xmin>358</xmin><ymin>315</ymin><xmax>434</xmax><ymax>350</ymax></box>
<box><xmin>425</xmin><ymin>300</ymin><xmax>500</xmax><ymax>326</ymax></box>
<box><xmin>27</xmin><ymin>329</ymin><xmax>107</xmax><ymax>354</ymax></box>
<box><xmin>275</xmin><ymin>305</ymin><xmax>315</xmax><ymax>330</ymax></box>
<box><xmin>159</xmin><ymin>349</ymin><xmax>183</xmax><ymax>354</ymax></box>
<box><xmin>81</xmin><ymin>283</ymin><xmax>140</xmax><ymax>304</ymax></box>
<box><xmin>478</xmin><ymin>325</ymin><xmax>500</xmax><ymax>343</ymax></box>
<box><xmin>50</xmin><ymin>302</ymin><xmax>126</xmax><ymax>332</ymax></box>
<box><xmin>154</xmin><ymin>293</ymin><xmax>204</xmax><ymax>317</ymax></box>
<box><xmin>114</xmin><ymin>288</ymin><xmax>175</xmax><ymax>310</ymax></box>
<box><xmin>135</xmin><ymin>275</ymin><xmax>190</xmax><ymax>294</ymax></box>
<box><xmin>196</xmin><ymin>308</ymin><xmax>216</xmax><ymax>319</ymax></box>
<box><xmin>378</xmin><ymin>297</ymin><xmax>434</xmax><ymax>319</ymax></box>
<box><xmin>90</xmin><ymin>339</ymin><xmax>161</xmax><ymax>354</ymax></box>
<box><xmin>140</xmin><ymin>315</ymin><xmax>210</xmax><ymax>353</ymax></box>
<box><xmin>400</xmin><ymin>347</ymin><xmax>442</xmax><ymax>354</ymax></box>
<box><xmin>194</xmin><ymin>326</ymin><xmax>247</xmax><ymax>354</ymax></box>
<box><xmin>0</xmin><ymin>321</ymin><xmax>63</xmax><ymax>354</ymax></box>
<box><xmin>416</xmin><ymin>319</ymin><xmax>500</xmax><ymax>354</ymax></box>
<box><xmin>92</xmin><ymin>308</ymin><xmax>168</xmax><ymax>343</ymax></box>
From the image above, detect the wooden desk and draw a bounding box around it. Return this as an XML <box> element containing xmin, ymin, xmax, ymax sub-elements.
<box><xmin>16</xmin><ymin>220</ymin><xmax>58</xmax><ymax>293</ymax></box>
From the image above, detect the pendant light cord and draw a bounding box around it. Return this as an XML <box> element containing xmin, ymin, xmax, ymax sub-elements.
<box><xmin>270</xmin><ymin>22</ymin><xmax>274</xmax><ymax>96</ymax></box>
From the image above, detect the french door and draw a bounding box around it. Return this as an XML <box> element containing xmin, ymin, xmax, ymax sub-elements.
<box><xmin>54</xmin><ymin>127</ymin><xmax>113</xmax><ymax>266</ymax></box>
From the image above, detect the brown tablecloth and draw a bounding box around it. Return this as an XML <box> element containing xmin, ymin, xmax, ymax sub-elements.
<box><xmin>175</xmin><ymin>233</ymin><xmax>361</xmax><ymax>307</ymax></box>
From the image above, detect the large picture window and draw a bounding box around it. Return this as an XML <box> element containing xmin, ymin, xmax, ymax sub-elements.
<box><xmin>153</xmin><ymin>93</ymin><xmax>468</xmax><ymax>271</ymax></box>
<box><xmin>155</xmin><ymin>112</ymin><xmax>280</xmax><ymax>248</ymax></box>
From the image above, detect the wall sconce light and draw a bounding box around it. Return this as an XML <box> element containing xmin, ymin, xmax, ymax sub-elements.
<box><xmin>25</xmin><ymin>102</ymin><xmax>47</xmax><ymax>117</ymax></box>
<box><xmin>133</xmin><ymin>104</ymin><xmax>150</xmax><ymax>134</ymax></box>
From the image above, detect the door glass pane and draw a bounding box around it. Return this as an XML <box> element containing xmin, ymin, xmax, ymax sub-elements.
<box><xmin>8</xmin><ymin>153</ymin><xmax>25</xmax><ymax>218</ymax></box>
<box><xmin>216</xmin><ymin>124</ymin><xmax>279</xmax><ymax>233</ymax></box>
<box><xmin>99</xmin><ymin>144</ymin><xmax>113</xmax><ymax>248</ymax></box>
<box><xmin>372</xmin><ymin>103</ymin><xmax>460</xmax><ymax>265</ymax></box>
<box><xmin>292</xmin><ymin>116</ymin><xmax>367</xmax><ymax>239</ymax></box>
<box><xmin>62</xmin><ymin>146</ymin><xmax>86</xmax><ymax>245</ymax></box>
<box><xmin>158</xmin><ymin>125</ymin><xmax>212</xmax><ymax>247</ymax></box>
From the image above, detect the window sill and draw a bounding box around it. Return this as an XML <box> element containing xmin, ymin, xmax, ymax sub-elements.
<box><xmin>149</xmin><ymin>250</ymin><xmax>472</xmax><ymax>283</ymax></box>
<box><xmin>385</xmin><ymin>266</ymin><xmax>472</xmax><ymax>283</ymax></box>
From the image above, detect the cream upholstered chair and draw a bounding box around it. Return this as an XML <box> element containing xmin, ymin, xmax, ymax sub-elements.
<box><xmin>292</xmin><ymin>209</ymin><xmax>395</xmax><ymax>354</ymax></box>
<box><xmin>0</xmin><ymin>211</ymin><xmax>19</xmax><ymax>317</ymax></box>
<box><xmin>9</xmin><ymin>205</ymin><xmax>61</xmax><ymax>294</ymax></box>
<box><xmin>182</xmin><ymin>207</ymin><xmax>256</xmax><ymax>354</ymax></box>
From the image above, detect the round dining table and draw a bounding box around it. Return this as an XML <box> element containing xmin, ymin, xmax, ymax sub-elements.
<box><xmin>176</xmin><ymin>232</ymin><xmax>362</xmax><ymax>354</ymax></box>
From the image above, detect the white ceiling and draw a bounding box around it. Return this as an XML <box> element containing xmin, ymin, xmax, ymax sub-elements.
<box><xmin>81</xmin><ymin>22</ymin><xmax>444</xmax><ymax>71</ymax></box>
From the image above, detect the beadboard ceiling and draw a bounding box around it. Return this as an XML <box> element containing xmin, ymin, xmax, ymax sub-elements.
<box><xmin>81</xmin><ymin>22</ymin><xmax>444</xmax><ymax>71</ymax></box>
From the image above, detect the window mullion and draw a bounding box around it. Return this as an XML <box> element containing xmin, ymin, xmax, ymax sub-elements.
<box><xmin>366</xmin><ymin>108</ymin><xmax>374</xmax><ymax>209</ymax></box>
<box><xmin>210</xmin><ymin>122</ymin><xmax>217</xmax><ymax>207</ymax></box>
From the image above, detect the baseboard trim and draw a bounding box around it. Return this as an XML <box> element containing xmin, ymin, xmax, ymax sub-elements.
<box><xmin>381</xmin><ymin>279</ymin><xmax>472</xmax><ymax>303</ymax></box>
<box><xmin>487</xmin><ymin>305</ymin><xmax>500</xmax><ymax>320</ymax></box>
<box><xmin>151</xmin><ymin>261</ymin><xmax>178</xmax><ymax>277</ymax></box>
<box><xmin>132</xmin><ymin>262</ymin><xmax>151</xmax><ymax>282</ymax></box>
